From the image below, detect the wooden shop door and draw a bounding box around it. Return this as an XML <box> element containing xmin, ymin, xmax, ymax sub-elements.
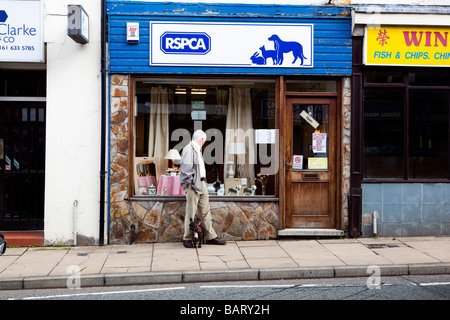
<box><xmin>285</xmin><ymin>97</ymin><xmax>337</xmax><ymax>229</ymax></box>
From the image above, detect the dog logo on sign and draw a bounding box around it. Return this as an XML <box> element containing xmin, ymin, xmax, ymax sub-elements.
<box><xmin>250</xmin><ymin>34</ymin><xmax>307</xmax><ymax>66</ymax></box>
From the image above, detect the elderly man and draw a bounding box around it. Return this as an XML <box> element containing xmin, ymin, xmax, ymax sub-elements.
<box><xmin>180</xmin><ymin>130</ymin><xmax>226</xmax><ymax>248</ymax></box>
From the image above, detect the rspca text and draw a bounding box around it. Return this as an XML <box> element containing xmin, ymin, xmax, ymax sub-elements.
<box><xmin>160</xmin><ymin>32</ymin><xmax>211</xmax><ymax>55</ymax></box>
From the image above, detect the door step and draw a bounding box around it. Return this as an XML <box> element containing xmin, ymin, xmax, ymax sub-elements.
<box><xmin>0</xmin><ymin>231</ymin><xmax>44</xmax><ymax>247</ymax></box>
<box><xmin>278</xmin><ymin>228</ymin><xmax>344</xmax><ymax>237</ymax></box>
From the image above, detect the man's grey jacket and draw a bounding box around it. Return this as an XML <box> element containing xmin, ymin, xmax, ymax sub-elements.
<box><xmin>180</xmin><ymin>141</ymin><xmax>204</xmax><ymax>194</ymax></box>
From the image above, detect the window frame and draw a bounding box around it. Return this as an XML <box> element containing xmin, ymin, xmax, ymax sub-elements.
<box><xmin>129</xmin><ymin>74</ymin><xmax>281</xmax><ymax>201</ymax></box>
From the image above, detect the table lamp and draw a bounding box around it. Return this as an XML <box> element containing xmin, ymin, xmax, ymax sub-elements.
<box><xmin>164</xmin><ymin>149</ymin><xmax>181</xmax><ymax>169</ymax></box>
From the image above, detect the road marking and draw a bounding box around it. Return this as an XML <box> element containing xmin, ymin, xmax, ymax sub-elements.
<box><xmin>419</xmin><ymin>282</ymin><xmax>450</xmax><ymax>287</ymax></box>
<box><xmin>10</xmin><ymin>286</ymin><xmax>186</xmax><ymax>300</ymax></box>
<box><xmin>201</xmin><ymin>284</ymin><xmax>295</xmax><ymax>289</ymax></box>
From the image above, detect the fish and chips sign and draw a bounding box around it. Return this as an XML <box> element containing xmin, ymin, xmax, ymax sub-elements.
<box><xmin>364</xmin><ymin>25</ymin><xmax>450</xmax><ymax>67</ymax></box>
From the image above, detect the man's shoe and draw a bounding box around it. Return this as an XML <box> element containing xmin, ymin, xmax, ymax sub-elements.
<box><xmin>183</xmin><ymin>240</ymin><xmax>194</xmax><ymax>248</ymax></box>
<box><xmin>205</xmin><ymin>237</ymin><xmax>226</xmax><ymax>245</ymax></box>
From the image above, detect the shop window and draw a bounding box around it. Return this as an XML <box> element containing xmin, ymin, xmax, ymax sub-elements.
<box><xmin>408</xmin><ymin>90</ymin><xmax>449</xmax><ymax>179</ymax></box>
<box><xmin>0</xmin><ymin>70</ymin><xmax>46</xmax><ymax>97</ymax></box>
<box><xmin>363</xmin><ymin>89</ymin><xmax>405</xmax><ymax>179</ymax></box>
<box><xmin>365</xmin><ymin>70</ymin><xmax>404</xmax><ymax>84</ymax></box>
<box><xmin>363</xmin><ymin>68</ymin><xmax>450</xmax><ymax>181</ymax></box>
<box><xmin>408</xmin><ymin>69</ymin><xmax>450</xmax><ymax>87</ymax></box>
<box><xmin>134</xmin><ymin>78</ymin><xmax>277</xmax><ymax>197</ymax></box>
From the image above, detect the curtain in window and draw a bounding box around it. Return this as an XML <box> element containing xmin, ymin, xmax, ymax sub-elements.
<box><xmin>224</xmin><ymin>87</ymin><xmax>255</xmax><ymax>184</ymax></box>
<box><xmin>148</xmin><ymin>86</ymin><xmax>169</xmax><ymax>181</ymax></box>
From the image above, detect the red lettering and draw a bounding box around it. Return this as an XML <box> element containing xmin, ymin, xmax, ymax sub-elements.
<box><xmin>434</xmin><ymin>32</ymin><xmax>448</xmax><ymax>47</ymax></box>
<box><xmin>403</xmin><ymin>30</ymin><xmax>448</xmax><ymax>47</ymax></box>
<box><xmin>403</xmin><ymin>31</ymin><xmax>423</xmax><ymax>46</ymax></box>
<box><xmin>425</xmin><ymin>32</ymin><xmax>432</xmax><ymax>47</ymax></box>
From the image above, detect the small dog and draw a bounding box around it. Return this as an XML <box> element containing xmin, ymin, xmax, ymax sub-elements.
<box><xmin>228</xmin><ymin>185</ymin><xmax>242</xmax><ymax>196</ymax></box>
<box><xmin>259</xmin><ymin>45</ymin><xmax>278</xmax><ymax>65</ymax></box>
<box><xmin>243</xmin><ymin>185</ymin><xmax>257</xmax><ymax>196</ymax></box>
<box><xmin>189</xmin><ymin>218</ymin><xmax>204</xmax><ymax>248</ymax></box>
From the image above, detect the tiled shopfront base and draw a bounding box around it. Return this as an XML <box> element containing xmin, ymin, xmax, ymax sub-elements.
<box><xmin>362</xmin><ymin>183</ymin><xmax>450</xmax><ymax>237</ymax></box>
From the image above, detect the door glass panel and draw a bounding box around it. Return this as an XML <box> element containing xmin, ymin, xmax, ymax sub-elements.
<box><xmin>292</xmin><ymin>104</ymin><xmax>329</xmax><ymax>170</ymax></box>
<box><xmin>286</xmin><ymin>80</ymin><xmax>336</xmax><ymax>93</ymax></box>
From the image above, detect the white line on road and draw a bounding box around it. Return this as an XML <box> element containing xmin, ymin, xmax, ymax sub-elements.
<box><xmin>201</xmin><ymin>284</ymin><xmax>296</xmax><ymax>289</ymax></box>
<box><xmin>419</xmin><ymin>282</ymin><xmax>450</xmax><ymax>287</ymax></box>
<box><xmin>9</xmin><ymin>286</ymin><xmax>186</xmax><ymax>300</ymax></box>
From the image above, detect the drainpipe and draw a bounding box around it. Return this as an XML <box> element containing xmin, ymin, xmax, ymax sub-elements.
<box><xmin>73</xmin><ymin>200</ymin><xmax>78</xmax><ymax>246</ymax></box>
<box><xmin>372</xmin><ymin>211</ymin><xmax>379</xmax><ymax>238</ymax></box>
<box><xmin>99</xmin><ymin>0</ymin><xmax>107</xmax><ymax>246</ymax></box>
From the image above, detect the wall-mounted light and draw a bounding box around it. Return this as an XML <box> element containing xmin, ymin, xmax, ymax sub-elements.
<box><xmin>68</xmin><ymin>5</ymin><xmax>89</xmax><ymax>44</ymax></box>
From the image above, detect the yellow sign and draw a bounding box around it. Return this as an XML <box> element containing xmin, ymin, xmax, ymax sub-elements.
<box><xmin>365</xmin><ymin>26</ymin><xmax>450</xmax><ymax>66</ymax></box>
<box><xmin>308</xmin><ymin>157</ymin><xmax>328</xmax><ymax>170</ymax></box>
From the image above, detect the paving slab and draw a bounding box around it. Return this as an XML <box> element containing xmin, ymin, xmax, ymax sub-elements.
<box><xmin>279</xmin><ymin>240</ymin><xmax>345</xmax><ymax>267</ymax></box>
<box><xmin>371</xmin><ymin>243</ymin><xmax>440</xmax><ymax>265</ymax></box>
<box><xmin>400</xmin><ymin>239</ymin><xmax>450</xmax><ymax>263</ymax></box>
<box><xmin>0</xmin><ymin>247</ymin><xmax>68</xmax><ymax>278</ymax></box>
<box><xmin>320</xmin><ymin>242</ymin><xmax>392</xmax><ymax>266</ymax></box>
<box><xmin>151</xmin><ymin>242</ymin><xmax>199</xmax><ymax>271</ymax></box>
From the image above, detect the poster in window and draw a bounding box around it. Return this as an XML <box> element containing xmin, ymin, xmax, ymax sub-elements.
<box><xmin>312</xmin><ymin>133</ymin><xmax>327</xmax><ymax>153</ymax></box>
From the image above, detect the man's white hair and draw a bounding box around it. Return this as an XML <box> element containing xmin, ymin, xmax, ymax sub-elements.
<box><xmin>192</xmin><ymin>130</ymin><xmax>207</xmax><ymax>141</ymax></box>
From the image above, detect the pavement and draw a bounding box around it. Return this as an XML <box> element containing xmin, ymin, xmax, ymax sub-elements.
<box><xmin>0</xmin><ymin>236</ymin><xmax>449</xmax><ymax>290</ymax></box>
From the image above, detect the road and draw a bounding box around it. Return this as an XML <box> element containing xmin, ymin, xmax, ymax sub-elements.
<box><xmin>2</xmin><ymin>274</ymin><xmax>450</xmax><ymax>301</ymax></box>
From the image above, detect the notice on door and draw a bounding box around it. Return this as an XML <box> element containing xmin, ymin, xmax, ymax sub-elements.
<box><xmin>312</xmin><ymin>133</ymin><xmax>327</xmax><ymax>153</ymax></box>
<box><xmin>308</xmin><ymin>157</ymin><xmax>328</xmax><ymax>170</ymax></box>
<box><xmin>300</xmin><ymin>110</ymin><xmax>319</xmax><ymax>129</ymax></box>
<box><xmin>292</xmin><ymin>155</ymin><xmax>303</xmax><ymax>170</ymax></box>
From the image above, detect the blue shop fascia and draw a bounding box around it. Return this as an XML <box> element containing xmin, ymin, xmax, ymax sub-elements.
<box><xmin>106</xmin><ymin>1</ymin><xmax>353</xmax><ymax>244</ymax></box>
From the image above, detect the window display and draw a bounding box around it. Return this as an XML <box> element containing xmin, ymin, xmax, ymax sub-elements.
<box><xmin>134</xmin><ymin>78</ymin><xmax>277</xmax><ymax>196</ymax></box>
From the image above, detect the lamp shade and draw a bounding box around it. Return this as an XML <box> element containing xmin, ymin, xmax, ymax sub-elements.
<box><xmin>164</xmin><ymin>149</ymin><xmax>181</xmax><ymax>160</ymax></box>
<box><xmin>228</xmin><ymin>142</ymin><xmax>246</xmax><ymax>155</ymax></box>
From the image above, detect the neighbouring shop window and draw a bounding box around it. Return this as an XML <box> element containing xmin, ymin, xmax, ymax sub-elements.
<box><xmin>365</xmin><ymin>70</ymin><xmax>403</xmax><ymax>84</ymax></box>
<box><xmin>363</xmin><ymin>68</ymin><xmax>450</xmax><ymax>180</ymax></box>
<box><xmin>134</xmin><ymin>78</ymin><xmax>277</xmax><ymax>197</ymax></box>
<box><xmin>0</xmin><ymin>70</ymin><xmax>46</xmax><ymax>97</ymax></box>
<box><xmin>364</xmin><ymin>89</ymin><xmax>405</xmax><ymax>179</ymax></box>
<box><xmin>409</xmin><ymin>90</ymin><xmax>448</xmax><ymax>179</ymax></box>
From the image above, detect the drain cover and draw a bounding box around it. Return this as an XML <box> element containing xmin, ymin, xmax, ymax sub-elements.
<box><xmin>367</xmin><ymin>244</ymin><xmax>386</xmax><ymax>249</ymax></box>
<box><xmin>366</xmin><ymin>244</ymin><xmax>401</xmax><ymax>249</ymax></box>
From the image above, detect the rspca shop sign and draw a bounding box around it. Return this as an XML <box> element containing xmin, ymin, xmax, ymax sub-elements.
<box><xmin>150</xmin><ymin>21</ymin><xmax>313</xmax><ymax>68</ymax></box>
<box><xmin>0</xmin><ymin>0</ymin><xmax>43</xmax><ymax>62</ymax></box>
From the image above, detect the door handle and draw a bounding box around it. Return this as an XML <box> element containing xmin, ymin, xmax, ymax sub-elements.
<box><xmin>285</xmin><ymin>160</ymin><xmax>292</xmax><ymax>171</ymax></box>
